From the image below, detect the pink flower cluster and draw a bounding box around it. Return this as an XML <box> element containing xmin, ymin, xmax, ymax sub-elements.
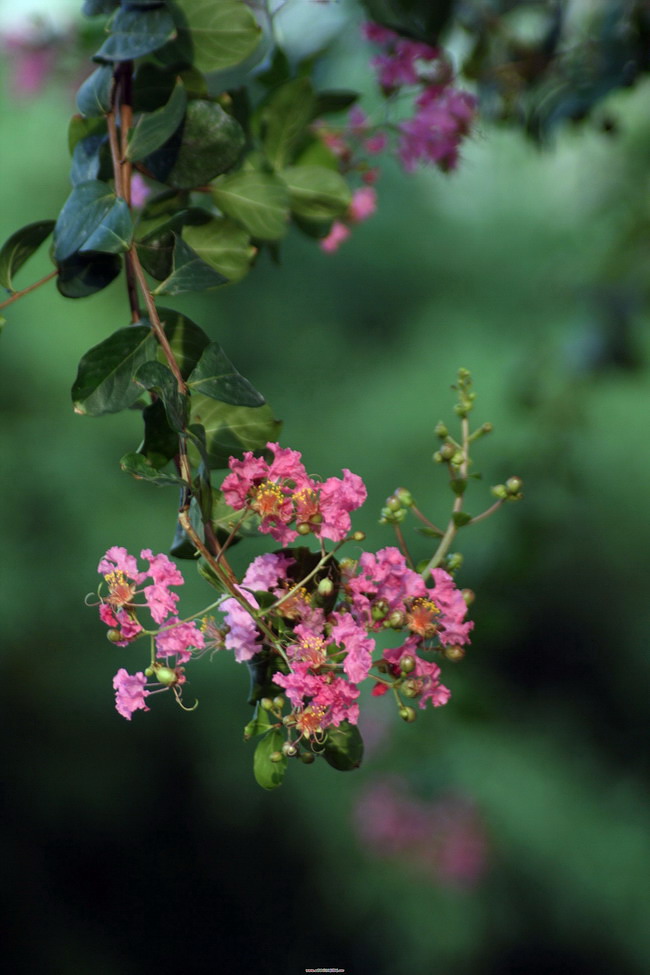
<box><xmin>320</xmin><ymin>186</ymin><xmax>378</xmax><ymax>254</ymax></box>
<box><xmin>97</xmin><ymin>546</ymin><xmax>205</xmax><ymax>719</ymax></box>
<box><xmin>221</xmin><ymin>441</ymin><xmax>367</xmax><ymax>545</ymax></box>
<box><xmin>354</xmin><ymin>779</ymin><xmax>489</xmax><ymax>888</ymax></box>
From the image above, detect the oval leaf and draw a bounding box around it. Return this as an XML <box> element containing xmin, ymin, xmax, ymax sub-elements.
<box><xmin>261</xmin><ymin>77</ymin><xmax>315</xmax><ymax>170</ymax></box>
<box><xmin>0</xmin><ymin>221</ymin><xmax>55</xmax><ymax>292</ymax></box>
<box><xmin>120</xmin><ymin>451</ymin><xmax>186</xmax><ymax>486</ymax></box>
<box><xmin>135</xmin><ymin>360</ymin><xmax>188</xmax><ymax>432</ymax></box>
<box><xmin>80</xmin><ymin>197</ymin><xmax>133</xmax><ymax>254</ymax></box>
<box><xmin>189</xmin><ymin>397</ymin><xmax>281</xmax><ymax>469</ymax></box>
<box><xmin>188</xmin><ymin>341</ymin><xmax>265</xmax><ymax>407</ymax></box>
<box><xmin>283</xmin><ymin>165</ymin><xmax>351</xmax><ymax>220</ymax></box>
<box><xmin>322</xmin><ymin>721</ymin><xmax>364</xmax><ymax>771</ymax></box>
<box><xmin>76</xmin><ymin>64</ymin><xmax>114</xmax><ymax>117</ymax></box>
<box><xmin>253</xmin><ymin>729</ymin><xmax>287</xmax><ymax>790</ymax></box>
<box><xmin>54</xmin><ymin>181</ymin><xmax>122</xmax><ymax>261</ymax></box>
<box><xmin>182</xmin><ymin>217</ymin><xmax>255</xmax><ymax>282</ymax></box>
<box><xmin>56</xmin><ymin>251</ymin><xmax>121</xmax><ymax>299</ymax></box>
<box><xmin>94</xmin><ymin>6</ymin><xmax>177</xmax><ymax>61</ymax></box>
<box><xmin>152</xmin><ymin>235</ymin><xmax>228</xmax><ymax>295</ymax></box>
<box><xmin>212</xmin><ymin>171</ymin><xmax>289</xmax><ymax>240</ymax></box>
<box><xmin>173</xmin><ymin>0</ymin><xmax>262</xmax><ymax>72</ymax></box>
<box><xmin>71</xmin><ymin>325</ymin><xmax>156</xmax><ymax>415</ymax></box>
<box><xmin>127</xmin><ymin>81</ymin><xmax>187</xmax><ymax>161</ymax></box>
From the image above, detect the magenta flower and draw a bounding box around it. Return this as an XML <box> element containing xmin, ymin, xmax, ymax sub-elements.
<box><xmin>348</xmin><ymin>187</ymin><xmax>377</xmax><ymax>223</ymax></box>
<box><xmin>113</xmin><ymin>668</ymin><xmax>150</xmax><ymax>720</ymax></box>
<box><xmin>330</xmin><ymin>612</ymin><xmax>375</xmax><ymax>684</ymax></box>
<box><xmin>318</xmin><ymin>468</ymin><xmax>367</xmax><ymax>541</ymax></box>
<box><xmin>348</xmin><ymin>546</ymin><xmax>426</xmax><ymax>625</ymax></box>
<box><xmin>427</xmin><ymin>568</ymin><xmax>474</xmax><ymax>646</ymax></box>
<box><xmin>155</xmin><ymin>619</ymin><xmax>205</xmax><ymax>663</ymax></box>
<box><xmin>222</xmin><ymin>588</ymin><xmax>262</xmax><ymax>662</ymax></box>
<box><xmin>320</xmin><ymin>221</ymin><xmax>351</xmax><ymax>254</ymax></box>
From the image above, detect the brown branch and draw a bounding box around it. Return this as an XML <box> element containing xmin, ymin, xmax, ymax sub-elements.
<box><xmin>0</xmin><ymin>269</ymin><xmax>58</xmax><ymax>311</ymax></box>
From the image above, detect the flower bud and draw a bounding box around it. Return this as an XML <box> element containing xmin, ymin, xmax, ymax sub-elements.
<box><xmin>402</xmin><ymin>680</ymin><xmax>420</xmax><ymax>698</ymax></box>
<box><xmin>300</xmin><ymin>751</ymin><xmax>316</xmax><ymax>764</ymax></box>
<box><xmin>439</xmin><ymin>443</ymin><xmax>455</xmax><ymax>461</ymax></box>
<box><xmin>396</xmin><ymin>488</ymin><xmax>413</xmax><ymax>508</ymax></box>
<box><xmin>434</xmin><ymin>421</ymin><xmax>448</xmax><ymax>438</ymax></box>
<box><xmin>352</xmin><ymin>530</ymin><xmax>366</xmax><ymax>542</ymax></box>
<box><xmin>297</xmin><ymin>522</ymin><xmax>311</xmax><ymax>535</ymax></box>
<box><xmin>491</xmin><ymin>484</ymin><xmax>508</xmax><ymax>500</ymax></box>
<box><xmin>282</xmin><ymin>714</ymin><xmax>296</xmax><ymax>726</ymax></box>
<box><xmin>272</xmin><ymin>695</ymin><xmax>285</xmax><ymax>710</ymax></box>
<box><xmin>461</xmin><ymin>588</ymin><xmax>475</xmax><ymax>606</ymax></box>
<box><xmin>371</xmin><ymin>600</ymin><xmax>389</xmax><ymax>622</ymax></box>
<box><xmin>270</xmin><ymin>751</ymin><xmax>284</xmax><ymax>763</ymax></box>
<box><xmin>282</xmin><ymin>742</ymin><xmax>297</xmax><ymax>757</ymax></box>
<box><xmin>387</xmin><ymin>610</ymin><xmax>407</xmax><ymax>629</ymax></box>
<box><xmin>446</xmin><ymin>552</ymin><xmax>463</xmax><ymax>572</ymax></box>
<box><xmin>154</xmin><ymin>665</ymin><xmax>177</xmax><ymax>686</ymax></box>
<box><xmin>144</xmin><ymin>666</ymin><xmax>155</xmax><ymax>677</ymax></box>
<box><xmin>386</xmin><ymin>495</ymin><xmax>402</xmax><ymax>512</ymax></box>
<box><xmin>506</xmin><ymin>476</ymin><xmax>523</xmax><ymax>494</ymax></box>
<box><xmin>106</xmin><ymin>629</ymin><xmax>123</xmax><ymax>644</ymax></box>
<box><xmin>399</xmin><ymin>706</ymin><xmax>417</xmax><ymax>723</ymax></box>
<box><xmin>317</xmin><ymin>578</ymin><xmax>334</xmax><ymax>597</ymax></box>
<box><xmin>400</xmin><ymin>654</ymin><xmax>416</xmax><ymax>674</ymax></box>
<box><xmin>443</xmin><ymin>644</ymin><xmax>466</xmax><ymax>662</ymax></box>
<box><xmin>261</xmin><ymin>697</ymin><xmax>274</xmax><ymax>710</ymax></box>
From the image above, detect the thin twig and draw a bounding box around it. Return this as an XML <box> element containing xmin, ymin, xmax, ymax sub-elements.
<box><xmin>0</xmin><ymin>269</ymin><xmax>58</xmax><ymax>311</ymax></box>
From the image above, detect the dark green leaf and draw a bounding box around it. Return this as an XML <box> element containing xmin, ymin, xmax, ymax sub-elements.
<box><xmin>127</xmin><ymin>81</ymin><xmax>187</xmax><ymax>161</ymax></box>
<box><xmin>313</xmin><ymin>90</ymin><xmax>358</xmax><ymax>116</ymax></box>
<box><xmin>253</xmin><ymin>729</ymin><xmax>287</xmax><ymax>789</ymax></box>
<box><xmin>70</xmin><ymin>133</ymin><xmax>111</xmax><ymax>186</ymax></box>
<box><xmin>82</xmin><ymin>0</ymin><xmax>118</xmax><ymax>15</ymax></box>
<box><xmin>157</xmin><ymin>306</ymin><xmax>210</xmax><ymax>377</ymax></box>
<box><xmin>120</xmin><ymin>451</ymin><xmax>187</xmax><ymax>486</ymax></box>
<box><xmin>359</xmin><ymin>0</ymin><xmax>455</xmax><ymax>44</ymax></box>
<box><xmin>182</xmin><ymin>218</ymin><xmax>255</xmax><ymax>282</ymax></box>
<box><xmin>145</xmin><ymin>99</ymin><xmax>245</xmax><ymax>188</ymax></box>
<box><xmin>135</xmin><ymin>206</ymin><xmax>210</xmax><ymax>280</ymax></box>
<box><xmin>172</xmin><ymin>0</ymin><xmax>262</xmax><ymax>72</ymax></box>
<box><xmin>415</xmin><ymin>525</ymin><xmax>444</xmax><ymax>538</ymax></box>
<box><xmin>56</xmin><ymin>251</ymin><xmax>122</xmax><ymax>298</ymax></box>
<box><xmin>261</xmin><ymin>77</ymin><xmax>315</xmax><ymax>170</ymax></box>
<box><xmin>139</xmin><ymin>398</ymin><xmax>179</xmax><ymax>467</ymax></box>
<box><xmin>72</xmin><ymin>324</ymin><xmax>156</xmax><ymax>415</ymax></box>
<box><xmin>283</xmin><ymin>165</ymin><xmax>351</xmax><ymax>220</ymax></box>
<box><xmin>94</xmin><ymin>6</ymin><xmax>177</xmax><ymax>61</ymax></box>
<box><xmin>0</xmin><ymin>221</ymin><xmax>55</xmax><ymax>292</ymax></box>
<box><xmin>189</xmin><ymin>397</ymin><xmax>281</xmax><ymax>469</ymax></box>
<box><xmin>452</xmin><ymin>511</ymin><xmax>472</xmax><ymax>527</ymax></box>
<box><xmin>54</xmin><ymin>181</ymin><xmax>130</xmax><ymax>261</ymax></box>
<box><xmin>135</xmin><ymin>360</ymin><xmax>188</xmax><ymax>431</ymax></box>
<box><xmin>212</xmin><ymin>171</ymin><xmax>289</xmax><ymax>240</ymax></box>
<box><xmin>450</xmin><ymin>477</ymin><xmax>467</xmax><ymax>496</ymax></box>
<box><xmin>244</xmin><ymin>702</ymin><xmax>274</xmax><ymax>741</ymax></box>
<box><xmin>322</xmin><ymin>721</ymin><xmax>364</xmax><ymax>771</ymax></box>
<box><xmin>76</xmin><ymin>65</ymin><xmax>114</xmax><ymax>117</ymax></box>
<box><xmin>152</xmin><ymin>235</ymin><xmax>228</xmax><ymax>295</ymax></box>
<box><xmin>68</xmin><ymin>115</ymin><xmax>107</xmax><ymax>155</ymax></box>
<box><xmin>188</xmin><ymin>342</ymin><xmax>265</xmax><ymax>407</ymax></box>
<box><xmin>132</xmin><ymin>61</ymin><xmax>176</xmax><ymax>112</ymax></box>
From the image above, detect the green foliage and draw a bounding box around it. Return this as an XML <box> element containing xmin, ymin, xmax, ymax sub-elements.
<box><xmin>0</xmin><ymin>221</ymin><xmax>55</xmax><ymax>292</ymax></box>
<box><xmin>253</xmin><ymin>729</ymin><xmax>287</xmax><ymax>789</ymax></box>
<box><xmin>283</xmin><ymin>165</ymin><xmax>351</xmax><ymax>220</ymax></box>
<box><xmin>212</xmin><ymin>171</ymin><xmax>290</xmax><ymax>240</ymax></box>
<box><xmin>187</xmin><ymin>342</ymin><xmax>265</xmax><ymax>407</ymax></box>
<box><xmin>322</xmin><ymin>721</ymin><xmax>364</xmax><ymax>771</ymax></box>
<box><xmin>76</xmin><ymin>65</ymin><xmax>114</xmax><ymax>117</ymax></box>
<box><xmin>182</xmin><ymin>218</ymin><xmax>255</xmax><ymax>282</ymax></box>
<box><xmin>94</xmin><ymin>5</ymin><xmax>177</xmax><ymax>61</ymax></box>
<box><xmin>260</xmin><ymin>77</ymin><xmax>316</xmax><ymax>170</ymax></box>
<box><xmin>127</xmin><ymin>81</ymin><xmax>187</xmax><ymax>161</ymax></box>
<box><xmin>188</xmin><ymin>398</ymin><xmax>281</xmax><ymax>469</ymax></box>
<box><xmin>56</xmin><ymin>251</ymin><xmax>122</xmax><ymax>298</ymax></box>
<box><xmin>54</xmin><ymin>181</ymin><xmax>132</xmax><ymax>261</ymax></box>
<box><xmin>171</xmin><ymin>0</ymin><xmax>263</xmax><ymax>73</ymax></box>
<box><xmin>119</xmin><ymin>450</ymin><xmax>187</xmax><ymax>486</ymax></box>
<box><xmin>71</xmin><ymin>325</ymin><xmax>156</xmax><ymax>415</ymax></box>
<box><xmin>151</xmin><ymin>235</ymin><xmax>229</xmax><ymax>294</ymax></box>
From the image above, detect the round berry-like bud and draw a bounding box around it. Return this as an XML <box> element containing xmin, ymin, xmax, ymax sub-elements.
<box><xmin>434</xmin><ymin>421</ymin><xmax>448</xmax><ymax>438</ymax></box>
<box><xmin>300</xmin><ymin>751</ymin><xmax>316</xmax><ymax>764</ymax></box>
<box><xmin>443</xmin><ymin>644</ymin><xmax>466</xmax><ymax>662</ymax></box>
<box><xmin>388</xmin><ymin>610</ymin><xmax>407</xmax><ymax>629</ymax></box>
<box><xmin>439</xmin><ymin>443</ymin><xmax>455</xmax><ymax>461</ymax></box>
<box><xmin>402</xmin><ymin>681</ymin><xmax>418</xmax><ymax>699</ymax></box>
<box><xmin>506</xmin><ymin>476</ymin><xmax>523</xmax><ymax>495</ymax></box>
<box><xmin>446</xmin><ymin>552</ymin><xmax>463</xmax><ymax>572</ymax></box>
<box><xmin>282</xmin><ymin>742</ymin><xmax>297</xmax><ymax>757</ymax></box>
<box><xmin>433</xmin><ymin>451</ymin><xmax>443</xmax><ymax>464</ymax></box>
<box><xmin>352</xmin><ymin>530</ymin><xmax>366</xmax><ymax>542</ymax></box>
<box><xmin>399</xmin><ymin>706</ymin><xmax>417</xmax><ymax>723</ymax></box>
<box><xmin>451</xmin><ymin>451</ymin><xmax>464</xmax><ymax>466</ymax></box>
<box><xmin>386</xmin><ymin>495</ymin><xmax>402</xmax><ymax>512</ymax></box>
<box><xmin>282</xmin><ymin>714</ymin><xmax>296</xmax><ymax>726</ymax></box>
<box><xmin>261</xmin><ymin>697</ymin><xmax>274</xmax><ymax>710</ymax></box>
<box><xmin>481</xmin><ymin>422</ymin><xmax>493</xmax><ymax>435</ymax></box>
<box><xmin>297</xmin><ymin>522</ymin><xmax>311</xmax><ymax>535</ymax></box>
<box><xmin>396</xmin><ymin>488</ymin><xmax>413</xmax><ymax>508</ymax></box>
<box><xmin>317</xmin><ymin>578</ymin><xmax>334</xmax><ymax>597</ymax></box>
<box><xmin>270</xmin><ymin>751</ymin><xmax>284</xmax><ymax>763</ymax></box>
<box><xmin>461</xmin><ymin>588</ymin><xmax>475</xmax><ymax>606</ymax></box>
<box><xmin>154</xmin><ymin>665</ymin><xmax>177</xmax><ymax>686</ymax></box>
<box><xmin>371</xmin><ymin>599</ymin><xmax>389</xmax><ymax>621</ymax></box>
<box><xmin>144</xmin><ymin>666</ymin><xmax>154</xmax><ymax>677</ymax></box>
<box><xmin>400</xmin><ymin>655</ymin><xmax>416</xmax><ymax>674</ymax></box>
<box><xmin>272</xmin><ymin>696</ymin><xmax>285</xmax><ymax>710</ymax></box>
<box><xmin>106</xmin><ymin>629</ymin><xmax>123</xmax><ymax>644</ymax></box>
<box><xmin>491</xmin><ymin>484</ymin><xmax>508</xmax><ymax>500</ymax></box>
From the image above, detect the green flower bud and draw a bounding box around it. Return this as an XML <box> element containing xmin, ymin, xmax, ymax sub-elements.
<box><xmin>491</xmin><ymin>484</ymin><xmax>508</xmax><ymax>500</ymax></box>
<box><xmin>261</xmin><ymin>697</ymin><xmax>274</xmax><ymax>711</ymax></box>
<box><xmin>400</xmin><ymin>654</ymin><xmax>416</xmax><ymax>674</ymax></box>
<box><xmin>434</xmin><ymin>421</ymin><xmax>448</xmax><ymax>438</ymax></box>
<box><xmin>352</xmin><ymin>530</ymin><xmax>366</xmax><ymax>542</ymax></box>
<box><xmin>300</xmin><ymin>751</ymin><xmax>316</xmax><ymax>764</ymax></box>
<box><xmin>446</xmin><ymin>552</ymin><xmax>463</xmax><ymax>572</ymax></box>
<box><xmin>399</xmin><ymin>706</ymin><xmax>417</xmax><ymax>723</ymax></box>
<box><xmin>272</xmin><ymin>696</ymin><xmax>285</xmax><ymax>710</ymax></box>
<box><xmin>386</xmin><ymin>495</ymin><xmax>402</xmax><ymax>512</ymax></box>
<box><xmin>317</xmin><ymin>578</ymin><xmax>334</xmax><ymax>597</ymax></box>
<box><xmin>371</xmin><ymin>600</ymin><xmax>389</xmax><ymax>621</ymax></box>
<box><xmin>154</xmin><ymin>665</ymin><xmax>177</xmax><ymax>686</ymax></box>
<box><xmin>443</xmin><ymin>644</ymin><xmax>466</xmax><ymax>662</ymax></box>
<box><xmin>506</xmin><ymin>476</ymin><xmax>523</xmax><ymax>496</ymax></box>
<box><xmin>270</xmin><ymin>751</ymin><xmax>284</xmax><ymax>763</ymax></box>
<box><xmin>282</xmin><ymin>714</ymin><xmax>296</xmax><ymax>726</ymax></box>
<box><xmin>396</xmin><ymin>487</ymin><xmax>413</xmax><ymax>507</ymax></box>
<box><xmin>106</xmin><ymin>629</ymin><xmax>123</xmax><ymax>644</ymax></box>
<box><xmin>439</xmin><ymin>443</ymin><xmax>455</xmax><ymax>461</ymax></box>
<box><xmin>144</xmin><ymin>666</ymin><xmax>155</xmax><ymax>677</ymax></box>
<box><xmin>451</xmin><ymin>451</ymin><xmax>465</xmax><ymax>467</ymax></box>
<box><xmin>297</xmin><ymin>523</ymin><xmax>311</xmax><ymax>535</ymax></box>
<box><xmin>282</xmin><ymin>742</ymin><xmax>297</xmax><ymax>757</ymax></box>
<box><xmin>388</xmin><ymin>610</ymin><xmax>407</xmax><ymax>629</ymax></box>
<box><xmin>461</xmin><ymin>588</ymin><xmax>475</xmax><ymax>606</ymax></box>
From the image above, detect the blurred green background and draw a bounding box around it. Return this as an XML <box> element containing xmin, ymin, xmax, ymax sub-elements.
<box><xmin>2</xmin><ymin>14</ymin><xmax>650</xmax><ymax>975</ymax></box>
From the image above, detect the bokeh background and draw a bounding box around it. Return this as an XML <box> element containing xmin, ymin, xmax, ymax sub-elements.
<box><xmin>2</xmin><ymin>2</ymin><xmax>649</xmax><ymax>973</ymax></box>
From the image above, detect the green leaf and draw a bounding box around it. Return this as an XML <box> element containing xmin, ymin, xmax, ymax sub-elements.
<box><xmin>182</xmin><ymin>218</ymin><xmax>255</xmax><ymax>282</ymax></box>
<box><xmin>119</xmin><ymin>451</ymin><xmax>187</xmax><ymax>486</ymax></box>
<box><xmin>452</xmin><ymin>511</ymin><xmax>472</xmax><ymax>528</ymax></box>
<box><xmin>127</xmin><ymin>81</ymin><xmax>187</xmax><ymax>161</ymax></box>
<box><xmin>322</xmin><ymin>721</ymin><xmax>364</xmax><ymax>771</ymax></box>
<box><xmin>0</xmin><ymin>221</ymin><xmax>55</xmax><ymax>292</ymax></box>
<box><xmin>135</xmin><ymin>360</ymin><xmax>188</xmax><ymax>432</ymax></box>
<box><xmin>415</xmin><ymin>525</ymin><xmax>444</xmax><ymax>539</ymax></box>
<box><xmin>211</xmin><ymin>489</ymin><xmax>260</xmax><ymax>540</ymax></box>
<box><xmin>172</xmin><ymin>0</ymin><xmax>262</xmax><ymax>72</ymax></box>
<box><xmin>212</xmin><ymin>171</ymin><xmax>289</xmax><ymax>240</ymax></box>
<box><xmin>138</xmin><ymin>399</ymin><xmax>179</xmax><ymax>468</ymax></box>
<box><xmin>188</xmin><ymin>342</ymin><xmax>265</xmax><ymax>407</ymax></box>
<box><xmin>261</xmin><ymin>77</ymin><xmax>315</xmax><ymax>170</ymax></box>
<box><xmin>132</xmin><ymin>61</ymin><xmax>176</xmax><ymax>113</ymax></box>
<box><xmin>135</xmin><ymin>205</ymin><xmax>210</xmax><ymax>280</ymax></box>
<box><xmin>313</xmin><ymin>90</ymin><xmax>358</xmax><ymax>116</ymax></box>
<box><xmin>243</xmin><ymin>702</ymin><xmax>274</xmax><ymax>741</ymax></box>
<box><xmin>152</xmin><ymin>235</ymin><xmax>228</xmax><ymax>295</ymax></box>
<box><xmin>82</xmin><ymin>0</ymin><xmax>118</xmax><ymax>15</ymax></box>
<box><xmin>450</xmin><ymin>477</ymin><xmax>467</xmax><ymax>496</ymax></box>
<box><xmin>282</xmin><ymin>165</ymin><xmax>351</xmax><ymax>220</ymax></box>
<box><xmin>71</xmin><ymin>133</ymin><xmax>111</xmax><ymax>186</ymax></box>
<box><xmin>253</xmin><ymin>729</ymin><xmax>287</xmax><ymax>790</ymax></box>
<box><xmin>72</xmin><ymin>325</ymin><xmax>156</xmax><ymax>415</ymax></box>
<box><xmin>54</xmin><ymin>181</ymin><xmax>131</xmax><ymax>261</ymax></box>
<box><xmin>158</xmin><ymin>306</ymin><xmax>210</xmax><ymax>377</ymax></box>
<box><xmin>189</xmin><ymin>397</ymin><xmax>281</xmax><ymax>469</ymax></box>
<box><xmin>56</xmin><ymin>251</ymin><xmax>122</xmax><ymax>299</ymax></box>
<box><xmin>94</xmin><ymin>6</ymin><xmax>177</xmax><ymax>61</ymax></box>
<box><xmin>68</xmin><ymin>115</ymin><xmax>107</xmax><ymax>155</ymax></box>
<box><xmin>76</xmin><ymin>65</ymin><xmax>114</xmax><ymax>117</ymax></box>
<box><xmin>145</xmin><ymin>99</ymin><xmax>245</xmax><ymax>188</ymax></box>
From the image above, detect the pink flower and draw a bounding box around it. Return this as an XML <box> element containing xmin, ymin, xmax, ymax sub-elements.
<box><xmin>348</xmin><ymin>187</ymin><xmax>377</xmax><ymax>223</ymax></box>
<box><xmin>144</xmin><ymin>584</ymin><xmax>179</xmax><ymax>624</ymax></box>
<box><xmin>320</xmin><ymin>221</ymin><xmax>351</xmax><ymax>253</ymax></box>
<box><xmin>98</xmin><ymin>546</ymin><xmax>144</xmax><ymax>582</ymax></box>
<box><xmin>364</xmin><ymin>133</ymin><xmax>387</xmax><ymax>154</ymax></box>
<box><xmin>317</xmin><ymin>468</ymin><xmax>367</xmax><ymax>541</ymax></box>
<box><xmin>348</xmin><ymin>546</ymin><xmax>426</xmax><ymax>625</ymax></box>
<box><xmin>130</xmin><ymin>172</ymin><xmax>150</xmax><ymax>208</ymax></box>
<box><xmin>141</xmin><ymin>549</ymin><xmax>184</xmax><ymax>587</ymax></box>
<box><xmin>241</xmin><ymin>552</ymin><xmax>293</xmax><ymax>592</ymax></box>
<box><xmin>222</xmin><ymin>589</ymin><xmax>262</xmax><ymax>662</ymax></box>
<box><xmin>398</xmin><ymin>87</ymin><xmax>476</xmax><ymax>173</ymax></box>
<box><xmin>330</xmin><ymin>612</ymin><xmax>375</xmax><ymax>684</ymax></box>
<box><xmin>113</xmin><ymin>668</ymin><xmax>150</xmax><ymax>720</ymax></box>
<box><xmin>362</xmin><ymin>23</ymin><xmax>398</xmax><ymax>45</ymax></box>
<box><xmin>155</xmin><ymin>619</ymin><xmax>205</xmax><ymax>663</ymax></box>
<box><xmin>427</xmin><ymin>568</ymin><xmax>474</xmax><ymax>646</ymax></box>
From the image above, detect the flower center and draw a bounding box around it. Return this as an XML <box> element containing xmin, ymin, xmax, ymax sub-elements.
<box><xmin>406</xmin><ymin>597</ymin><xmax>440</xmax><ymax>638</ymax></box>
<box><xmin>104</xmin><ymin>570</ymin><xmax>136</xmax><ymax>608</ymax></box>
<box><xmin>295</xmin><ymin>705</ymin><xmax>327</xmax><ymax>739</ymax></box>
<box><xmin>251</xmin><ymin>480</ymin><xmax>285</xmax><ymax>518</ymax></box>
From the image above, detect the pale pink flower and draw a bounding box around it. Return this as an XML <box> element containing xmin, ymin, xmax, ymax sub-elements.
<box><xmin>320</xmin><ymin>221</ymin><xmax>351</xmax><ymax>253</ymax></box>
<box><xmin>241</xmin><ymin>552</ymin><xmax>293</xmax><ymax>592</ymax></box>
<box><xmin>155</xmin><ymin>619</ymin><xmax>205</xmax><ymax>663</ymax></box>
<box><xmin>141</xmin><ymin>549</ymin><xmax>184</xmax><ymax>587</ymax></box>
<box><xmin>364</xmin><ymin>133</ymin><xmax>387</xmax><ymax>154</ymax></box>
<box><xmin>348</xmin><ymin>186</ymin><xmax>377</xmax><ymax>223</ymax></box>
<box><xmin>130</xmin><ymin>172</ymin><xmax>150</xmax><ymax>208</ymax></box>
<box><xmin>98</xmin><ymin>546</ymin><xmax>144</xmax><ymax>582</ymax></box>
<box><xmin>427</xmin><ymin>568</ymin><xmax>474</xmax><ymax>646</ymax></box>
<box><xmin>330</xmin><ymin>611</ymin><xmax>375</xmax><ymax>684</ymax></box>
<box><xmin>317</xmin><ymin>468</ymin><xmax>367</xmax><ymax>541</ymax></box>
<box><xmin>348</xmin><ymin>546</ymin><xmax>426</xmax><ymax>625</ymax></box>
<box><xmin>144</xmin><ymin>584</ymin><xmax>179</xmax><ymax>624</ymax></box>
<box><xmin>113</xmin><ymin>668</ymin><xmax>150</xmax><ymax>720</ymax></box>
<box><xmin>222</xmin><ymin>589</ymin><xmax>262</xmax><ymax>662</ymax></box>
